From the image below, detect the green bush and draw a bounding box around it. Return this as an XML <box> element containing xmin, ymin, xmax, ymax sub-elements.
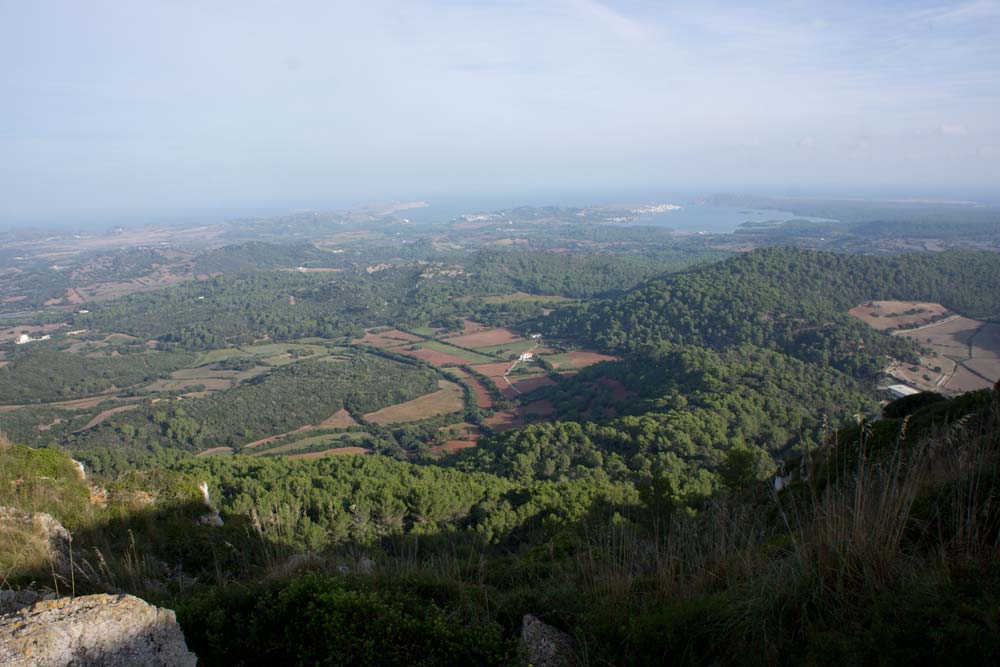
<box><xmin>176</xmin><ymin>573</ymin><xmax>516</xmax><ymax>666</ymax></box>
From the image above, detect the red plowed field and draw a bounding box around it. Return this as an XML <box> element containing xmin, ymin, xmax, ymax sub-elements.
<box><xmin>443</xmin><ymin>327</ymin><xmax>523</xmax><ymax>349</ymax></box>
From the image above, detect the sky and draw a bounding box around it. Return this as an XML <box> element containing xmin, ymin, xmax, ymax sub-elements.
<box><xmin>1</xmin><ymin>0</ymin><xmax>999</xmax><ymax>226</ymax></box>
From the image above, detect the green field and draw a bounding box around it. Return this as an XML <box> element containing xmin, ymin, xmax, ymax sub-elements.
<box><xmin>241</xmin><ymin>342</ymin><xmax>329</xmax><ymax>356</ymax></box>
<box><xmin>193</xmin><ymin>347</ymin><xmax>252</xmax><ymax>366</ymax></box>
<box><xmin>192</xmin><ymin>342</ymin><xmax>328</xmax><ymax>366</ymax></box>
<box><xmin>409</xmin><ymin>326</ymin><xmax>442</xmax><ymax>337</ymax></box>
<box><xmin>255</xmin><ymin>431</ymin><xmax>368</xmax><ymax>456</ymax></box>
<box><xmin>538</xmin><ymin>352</ymin><xmax>576</xmax><ymax>368</ymax></box>
<box><xmin>419</xmin><ymin>340</ymin><xmax>497</xmax><ymax>363</ymax></box>
<box><xmin>479</xmin><ymin>292</ymin><xmax>572</xmax><ymax>304</ymax></box>
<box><xmin>474</xmin><ymin>339</ymin><xmax>539</xmax><ymax>356</ymax></box>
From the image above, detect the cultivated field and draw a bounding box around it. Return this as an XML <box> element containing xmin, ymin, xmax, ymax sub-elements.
<box><xmin>195</xmin><ymin>447</ymin><xmax>234</xmax><ymax>457</ymax></box>
<box><xmin>192</xmin><ymin>342</ymin><xmax>329</xmax><ymax>367</ymax></box>
<box><xmin>355</xmin><ymin>328</ymin><xmax>423</xmax><ymax>348</ymax></box>
<box><xmin>470</xmin><ymin>361</ymin><xmax>515</xmax><ymax>377</ymax></box>
<box><xmin>0</xmin><ymin>322</ymin><xmax>67</xmax><ymax>343</ymax></box>
<box><xmin>410</xmin><ymin>340</ymin><xmax>495</xmax><ymax>363</ymax></box>
<box><xmin>849</xmin><ymin>300</ymin><xmax>951</xmax><ymax>331</ymax></box>
<box><xmin>288</xmin><ymin>446</ymin><xmax>371</xmax><ymax>459</ymax></box>
<box><xmin>244</xmin><ymin>425</ymin><xmax>315</xmax><ymax>449</ymax></box>
<box><xmin>393</xmin><ymin>346</ymin><xmax>480</xmax><ymax>367</ymax></box>
<box><xmin>0</xmin><ymin>391</ymin><xmax>127</xmax><ymax>412</ymax></box>
<box><xmin>475</xmin><ymin>340</ymin><xmax>546</xmax><ymax>357</ymax></box>
<box><xmin>253</xmin><ymin>432</ymin><xmax>368</xmax><ymax>456</ymax></box>
<box><xmin>319</xmin><ymin>408</ymin><xmax>358</xmax><ymax>428</ymax></box>
<box><xmin>508</xmin><ymin>375</ymin><xmax>557</xmax><ymax>394</ymax></box>
<box><xmin>853</xmin><ymin>302</ymin><xmax>1000</xmax><ymax>394</ymax></box>
<box><xmin>478</xmin><ymin>292</ymin><xmax>571</xmax><ymax>304</ymax></box>
<box><xmin>483</xmin><ymin>399</ymin><xmax>554</xmax><ymax>433</ymax></box>
<box><xmin>73</xmin><ymin>404</ymin><xmax>141</xmax><ymax>433</ymax></box>
<box><xmin>362</xmin><ymin>380</ymin><xmax>464</xmax><ymax>424</ymax></box>
<box><xmin>442</xmin><ymin>319</ymin><xmax>490</xmax><ymax>336</ymax></box>
<box><xmin>545</xmin><ymin>351</ymin><xmax>618</xmax><ymax>370</ymax></box>
<box><xmin>441</xmin><ymin>327</ymin><xmax>523</xmax><ymax>349</ymax></box>
<box><xmin>430</xmin><ymin>440</ymin><xmax>478</xmax><ymax>455</ymax></box>
<box><xmin>446</xmin><ymin>369</ymin><xmax>493</xmax><ymax>408</ymax></box>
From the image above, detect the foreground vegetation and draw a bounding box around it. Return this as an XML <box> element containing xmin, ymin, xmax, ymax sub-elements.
<box><xmin>3</xmin><ymin>385</ymin><xmax>998</xmax><ymax>664</ymax></box>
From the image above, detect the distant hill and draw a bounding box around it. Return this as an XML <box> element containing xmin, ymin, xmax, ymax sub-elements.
<box><xmin>543</xmin><ymin>247</ymin><xmax>1000</xmax><ymax>376</ymax></box>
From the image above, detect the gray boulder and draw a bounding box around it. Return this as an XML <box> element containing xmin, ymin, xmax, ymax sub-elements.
<box><xmin>0</xmin><ymin>593</ymin><xmax>197</xmax><ymax>666</ymax></box>
<box><xmin>0</xmin><ymin>506</ymin><xmax>72</xmax><ymax>574</ymax></box>
<box><xmin>521</xmin><ymin>613</ymin><xmax>575</xmax><ymax>667</ymax></box>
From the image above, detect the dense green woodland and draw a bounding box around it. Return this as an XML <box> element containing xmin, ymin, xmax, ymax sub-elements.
<box><xmin>0</xmin><ymin>348</ymin><xmax>193</xmax><ymax>403</ymax></box>
<box><xmin>452</xmin><ymin>344</ymin><xmax>871</xmax><ymax>494</ymax></box>
<box><xmin>70</xmin><ymin>247</ymin><xmax>721</xmax><ymax>350</ymax></box>
<box><xmin>544</xmin><ymin>248</ymin><xmax>1000</xmax><ymax>376</ymax></box>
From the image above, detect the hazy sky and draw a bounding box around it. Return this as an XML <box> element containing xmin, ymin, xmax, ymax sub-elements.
<box><xmin>2</xmin><ymin>0</ymin><xmax>999</xmax><ymax>225</ymax></box>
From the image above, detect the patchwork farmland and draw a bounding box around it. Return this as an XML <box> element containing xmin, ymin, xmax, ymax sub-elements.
<box><xmin>850</xmin><ymin>300</ymin><xmax>1000</xmax><ymax>394</ymax></box>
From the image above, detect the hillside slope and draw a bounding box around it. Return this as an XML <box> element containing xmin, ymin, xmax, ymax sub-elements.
<box><xmin>543</xmin><ymin>247</ymin><xmax>1000</xmax><ymax>376</ymax></box>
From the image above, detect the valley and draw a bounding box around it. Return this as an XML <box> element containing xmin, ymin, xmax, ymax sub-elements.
<box><xmin>2</xmin><ymin>201</ymin><xmax>1000</xmax><ymax>666</ymax></box>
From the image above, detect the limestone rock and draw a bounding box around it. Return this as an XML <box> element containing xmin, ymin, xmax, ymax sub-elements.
<box><xmin>88</xmin><ymin>485</ymin><xmax>108</xmax><ymax>508</ymax></box>
<box><xmin>0</xmin><ymin>589</ymin><xmax>57</xmax><ymax>616</ymax></box>
<box><xmin>521</xmin><ymin>613</ymin><xmax>575</xmax><ymax>667</ymax></box>
<box><xmin>0</xmin><ymin>593</ymin><xmax>197</xmax><ymax>666</ymax></box>
<box><xmin>0</xmin><ymin>506</ymin><xmax>71</xmax><ymax>572</ymax></box>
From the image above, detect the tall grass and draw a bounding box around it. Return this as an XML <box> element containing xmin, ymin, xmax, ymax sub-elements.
<box><xmin>569</xmin><ymin>393</ymin><xmax>1000</xmax><ymax>663</ymax></box>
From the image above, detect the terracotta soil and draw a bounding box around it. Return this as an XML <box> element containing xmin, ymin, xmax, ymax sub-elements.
<box><xmin>320</xmin><ymin>408</ymin><xmax>358</xmax><ymax>427</ymax></box>
<box><xmin>73</xmin><ymin>404</ymin><xmax>141</xmax><ymax>432</ymax></box>
<box><xmin>355</xmin><ymin>329</ymin><xmax>423</xmax><ymax>348</ymax></box>
<box><xmin>430</xmin><ymin>440</ymin><xmax>478</xmax><ymax>454</ymax></box>
<box><xmin>440</xmin><ymin>319</ymin><xmax>490</xmax><ymax>337</ymax></box>
<box><xmin>363</xmin><ymin>380</ymin><xmax>464</xmax><ymax>424</ymax></box>
<box><xmin>244</xmin><ymin>425</ymin><xmax>315</xmax><ymax>448</ymax></box>
<box><xmin>484</xmin><ymin>410</ymin><xmax>524</xmax><ymax>432</ymax></box>
<box><xmin>509</xmin><ymin>375</ymin><xmax>557</xmax><ymax>394</ymax></box>
<box><xmin>441</xmin><ymin>327</ymin><xmax>524</xmax><ymax>349</ymax></box>
<box><xmin>849</xmin><ymin>300</ymin><xmax>951</xmax><ymax>331</ymax></box>
<box><xmin>195</xmin><ymin>447</ymin><xmax>234</xmax><ymax>457</ymax></box>
<box><xmin>470</xmin><ymin>362</ymin><xmax>514</xmax><ymax>378</ymax></box>
<box><xmin>448</xmin><ymin>369</ymin><xmax>493</xmax><ymax>408</ymax></box>
<box><xmin>550</xmin><ymin>351</ymin><xmax>618</xmax><ymax>370</ymax></box>
<box><xmin>289</xmin><ymin>446</ymin><xmax>371</xmax><ymax>459</ymax></box>
<box><xmin>889</xmin><ymin>316</ymin><xmax>1000</xmax><ymax>394</ymax></box>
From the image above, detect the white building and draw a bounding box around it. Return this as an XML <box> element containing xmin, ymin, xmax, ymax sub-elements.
<box><xmin>887</xmin><ymin>384</ymin><xmax>920</xmax><ymax>399</ymax></box>
<box><xmin>15</xmin><ymin>333</ymin><xmax>51</xmax><ymax>345</ymax></box>
<box><xmin>518</xmin><ymin>352</ymin><xmax>534</xmax><ymax>362</ymax></box>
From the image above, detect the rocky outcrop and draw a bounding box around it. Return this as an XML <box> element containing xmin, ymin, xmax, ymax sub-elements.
<box><xmin>195</xmin><ymin>481</ymin><xmax>223</xmax><ymax>527</ymax></box>
<box><xmin>0</xmin><ymin>589</ymin><xmax>58</xmax><ymax>616</ymax></box>
<box><xmin>0</xmin><ymin>593</ymin><xmax>197</xmax><ymax>666</ymax></box>
<box><xmin>0</xmin><ymin>506</ymin><xmax>71</xmax><ymax>572</ymax></box>
<box><xmin>521</xmin><ymin>614</ymin><xmax>575</xmax><ymax>667</ymax></box>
